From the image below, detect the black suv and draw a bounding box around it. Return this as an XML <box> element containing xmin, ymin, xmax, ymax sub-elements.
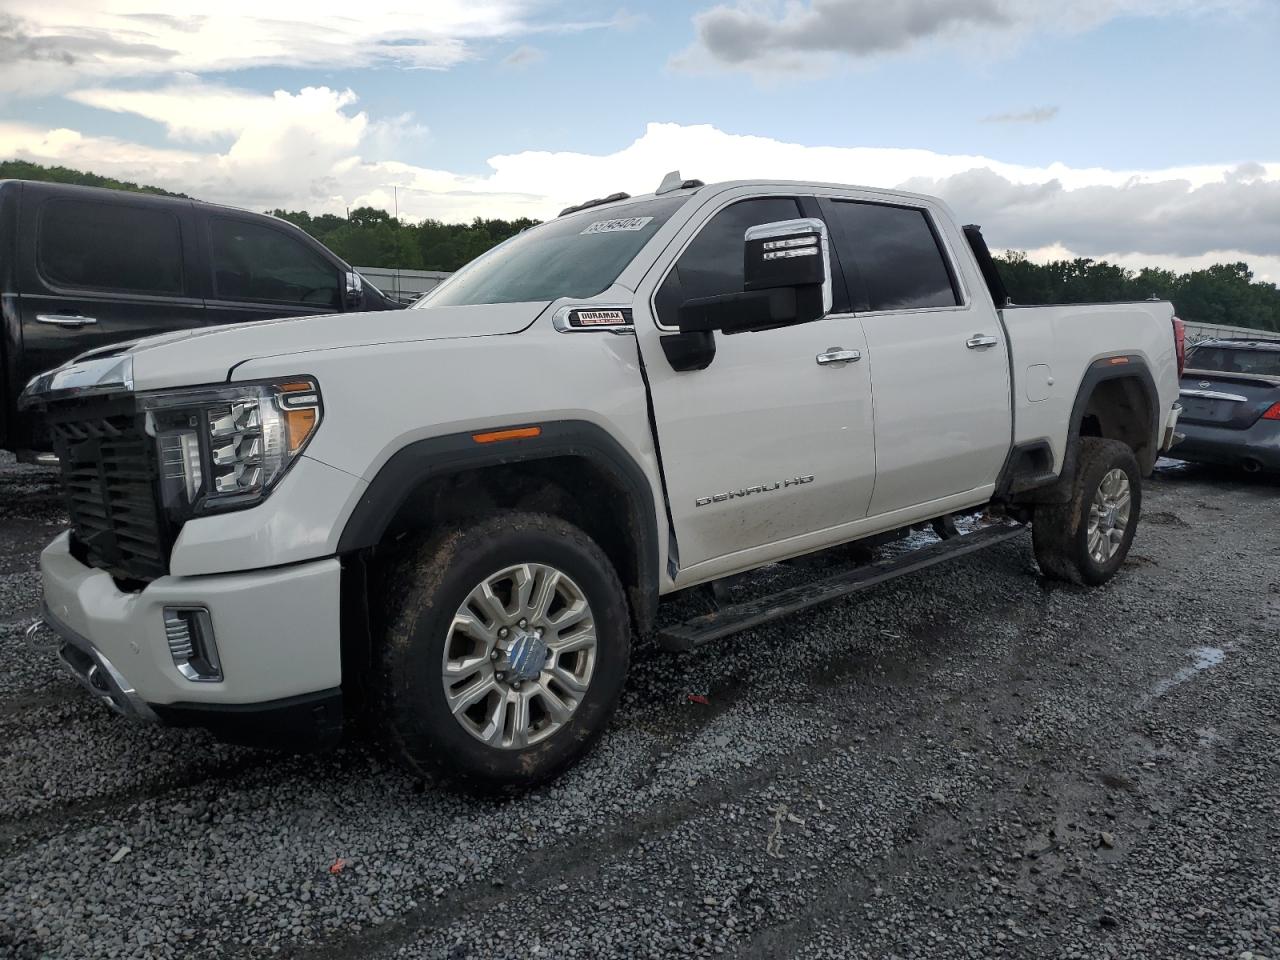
<box><xmin>0</xmin><ymin>180</ymin><xmax>398</xmax><ymax>456</ymax></box>
<box><xmin>1176</xmin><ymin>337</ymin><xmax>1280</xmax><ymax>474</ymax></box>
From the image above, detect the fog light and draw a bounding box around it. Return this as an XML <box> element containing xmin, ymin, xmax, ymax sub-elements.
<box><xmin>164</xmin><ymin>607</ymin><xmax>222</xmax><ymax>682</ymax></box>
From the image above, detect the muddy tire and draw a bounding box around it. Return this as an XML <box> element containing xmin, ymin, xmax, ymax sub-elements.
<box><xmin>1032</xmin><ymin>438</ymin><xmax>1142</xmax><ymax>586</ymax></box>
<box><xmin>379</xmin><ymin>512</ymin><xmax>630</xmax><ymax>789</ymax></box>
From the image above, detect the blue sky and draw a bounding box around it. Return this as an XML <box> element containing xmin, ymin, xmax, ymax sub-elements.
<box><xmin>1</xmin><ymin>0</ymin><xmax>1278</xmax><ymax>276</ymax></box>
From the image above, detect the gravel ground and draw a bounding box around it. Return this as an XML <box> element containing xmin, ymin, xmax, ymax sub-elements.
<box><xmin>0</xmin><ymin>450</ymin><xmax>1277</xmax><ymax>960</ymax></box>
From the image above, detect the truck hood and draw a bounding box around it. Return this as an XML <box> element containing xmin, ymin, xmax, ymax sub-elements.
<box><xmin>82</xmin><ymin>302</ymin><xmax>543</xmax><ymax>391</ymax></box>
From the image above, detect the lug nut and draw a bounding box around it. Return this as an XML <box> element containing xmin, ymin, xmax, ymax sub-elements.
<box><xmin>498</xmin><ymin>627</ymin><xmax>509</xmax><ymax>638</ymax></box>
<box><xmin>490</xmin><ymin>651</ymin><xmax>499</xmax><ymax>661</ymax></box>
<box><xmin>535</xmin><ymin>626</ymin><xmax>544</xmax><ymax>637</ymax></box>
<box><xmin>518</xmin><ymin>618</ymin><xmax>528</xmax><ymax>629</ymax></box>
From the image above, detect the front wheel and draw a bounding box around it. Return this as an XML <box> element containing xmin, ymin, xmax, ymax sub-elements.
<box><xmin>1032</xmin><ymin>438</ymin><xmax>1142</xmax><ymax>586</ymax></box>
<box><xmin>379</xmin><ymin>512</ymin><xmax>631</xmax><ymax>789</ymax></box>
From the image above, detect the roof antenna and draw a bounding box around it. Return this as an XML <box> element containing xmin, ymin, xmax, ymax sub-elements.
<box><xmin>655</xmin><ymin>170</ymin><xmax>683</xmax><ymax>195</ymax></box>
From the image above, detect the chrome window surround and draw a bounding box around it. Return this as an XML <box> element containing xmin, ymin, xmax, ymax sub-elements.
<box><xmin>646</xmin><ymin>191</ymin><xmax>972</xmax><ymax>333</ymax></box>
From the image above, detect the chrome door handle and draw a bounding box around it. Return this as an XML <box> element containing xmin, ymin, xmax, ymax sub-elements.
<box><xmin>966</xmin><ymin>334</ymin><xmax>998</xmax><ymax>349</ymax></box>
<box><xmin>816</xmin><ymin>347</ymin><xmax>862</xmax><ymax>366</ymax></box>
<box><xmin>36</xmin><ymin>314</ymin><xmax>98</xmax><ymax>327</ymax></box>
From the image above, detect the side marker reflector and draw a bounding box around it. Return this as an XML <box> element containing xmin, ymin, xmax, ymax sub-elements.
<box><xmin>472</xmin><ymin>426</ymin><xmax>543</xmax><ymax>444</ymax></box>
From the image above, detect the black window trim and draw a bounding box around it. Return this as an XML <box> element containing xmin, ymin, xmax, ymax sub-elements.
<box><xmin>647</xmin><ymin>191</ymin><xmax>810</xmax><ymax>332</ymax></box>
<box><xmin>35</xmin><ymin>196</ymin><xmax>189</xmax><ymax>299</ymax></box>
<box><xmin>819</xmin><ymin>195</ymin><xmax>971</xmax><ymax>318</ymax></box>
<box><xmin>206</xmin><ymin>214</ymin><xmax>343</xmax><ymax>310</ymax></box>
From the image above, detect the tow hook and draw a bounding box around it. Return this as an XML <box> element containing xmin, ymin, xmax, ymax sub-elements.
<box><xmin>25</xmin><ymin>615</ymin><xmax>60</xmax><ymax>652</ymax></box>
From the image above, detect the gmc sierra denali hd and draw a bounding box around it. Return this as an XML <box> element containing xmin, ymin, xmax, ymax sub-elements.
<box><xmin>22</xmin><ymin>174</ymin><xmax>1185</xmax><ymax>787</ymax></box>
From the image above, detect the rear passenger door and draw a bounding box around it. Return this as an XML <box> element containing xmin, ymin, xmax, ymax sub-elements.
<box><xmin>819</xmin><ymin>197</ymin><xmax>1011</xmax><ymax>516</ymax></box>
<box><xmin>17</xmin><ymin>187</ymin><xmax>205</xmax><ymax>388</ymax></box>
<box><xmin>199</xmin><ymin>213</ymin><xmax>345</xmax><ymax>325</ymax></box>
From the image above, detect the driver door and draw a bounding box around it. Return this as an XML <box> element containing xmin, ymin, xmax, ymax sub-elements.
<box><xmin>632</xmin><ymin>192</ymin><xmax>876</xmax><ymax>581</ymax></box>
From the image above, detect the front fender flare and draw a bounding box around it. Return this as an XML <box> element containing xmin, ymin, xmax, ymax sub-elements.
<box><xmin>336</xmin><ymin>420</ymin><xmax>661</xmax><ymax>632</ymax></box>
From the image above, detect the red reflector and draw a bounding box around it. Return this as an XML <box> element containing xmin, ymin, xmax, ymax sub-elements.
<box><xmin>472</xmin><ymin>426</ymin><xmax>542</xmax><ymax>444</ymax></box>
<box><xmin>1172</xmin><ymin>317</ymin><xmax>1187</xmax><ymax>377</ymax></box>
<box><xmin>1263</xmin><ymin>403</ymin><xmax>1280</xmax><ymax>422</ymax></box>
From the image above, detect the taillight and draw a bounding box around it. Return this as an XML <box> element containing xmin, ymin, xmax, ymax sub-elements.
<box><xmin>1172</xmin><ymin>316</ymin><xmax>1187</xmax><ymax>377</ymax></box>
<box><xmin>1263</xmin><ymin>402</ymin><xmax>1280</xmax><ymax>421</ymax></box>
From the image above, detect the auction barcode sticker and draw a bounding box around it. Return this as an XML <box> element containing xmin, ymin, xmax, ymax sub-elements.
<box><xmin>580</xmin><ymin>217</ymin><xmax>654</xmax><ymax>235</ymax></box>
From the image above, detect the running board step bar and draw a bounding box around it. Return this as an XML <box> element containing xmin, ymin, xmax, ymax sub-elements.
<box><xmin>657</xmin><ymin>523</ymin><xmax>1028</xmax><ymax>652</ymax></box>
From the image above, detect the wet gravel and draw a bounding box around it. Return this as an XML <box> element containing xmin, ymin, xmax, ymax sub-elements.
<box><xmin>0</xmin><ymin>450</ymin><xmax>1277</xmax><ymax>959</ymax></box>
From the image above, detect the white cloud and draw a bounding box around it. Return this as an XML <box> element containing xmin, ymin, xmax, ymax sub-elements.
<box><xmin>4</xmin><ymin>106</ymin><xmax>1278</xmax><ymax>279</ymax></box>
<box><xmin>68</xmin><ymin>84</ymin><xmax>366</xmax><ymax>144</ymax></box>
<box><xmin>0</xmin><ymin>1</ymin><xmax>565</xmax><ymax>97</ymax></box>
<box><xmin>676</xmin><ymin>0</ymin><xmax>1249</xmax><ymax>73</ymax></box>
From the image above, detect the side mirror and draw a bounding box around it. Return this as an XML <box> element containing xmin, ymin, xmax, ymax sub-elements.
<box><xmin>676</xmin><ymin>218</ymin><xmax>832</xmax><ymax>336</ymax></box>
<box><xmin>344</xmin><ymin>270</ymin><xmax>364</xmax><ymax>309</ymax></box>
<box><xmin>744</xmin><ymin>218</ymin><xmax>832</xmax><ymax>318</ymax></box>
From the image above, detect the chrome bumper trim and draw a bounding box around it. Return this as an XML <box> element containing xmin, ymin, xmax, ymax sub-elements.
<box><xmin>33</xmin><ymin>605</ymin><xmax>158</xmax><ymax>722</ymax></box>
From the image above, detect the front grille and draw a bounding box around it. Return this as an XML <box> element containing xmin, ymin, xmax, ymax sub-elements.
<box><xmin>51</xmin><ymin>410</ymin><xmax>170</xmax><ymax>582</ymax></box>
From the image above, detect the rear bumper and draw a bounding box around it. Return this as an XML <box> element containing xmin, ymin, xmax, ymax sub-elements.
<box><xmin>1172</xmin><ymin>419</ymin><xmax>1280</xmax><ymax>471</ymax></box>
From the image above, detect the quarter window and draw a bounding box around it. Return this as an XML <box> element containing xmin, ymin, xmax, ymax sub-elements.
<box><xmin>210</xmin><ymin>218</ymin><xmax>341</xmax><ymax>308</ymax></box>
<box><xmin>656</xmin><ymin>197</ymin><xmax>803</xmax><ymax>326</ymax></box>
<box><xmin>38</xmin><ymin>199</ymin><xmax>184</xmax><ymax>295</ymax></box>
<box><xmin>826</xmin><ymin>201</ymin><xmax>959</xmax><ymax>312</ymax></box>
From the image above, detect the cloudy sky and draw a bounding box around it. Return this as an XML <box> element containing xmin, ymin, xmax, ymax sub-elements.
<box><xmin>2</xmin><ymin>0</ymin><xmax>1279</xmax><ymax>277</ymax></box>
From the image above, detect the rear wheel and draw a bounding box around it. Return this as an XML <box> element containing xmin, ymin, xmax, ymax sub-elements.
<box><xmin>379</xmin><ymin>512</ymin><xmax>630</xmax><ymax>788</ymax></box>
<box><xmin>1032</xmin><ymin>438</ymin><xmax>1142</xmax><ymax>586</ymax></box>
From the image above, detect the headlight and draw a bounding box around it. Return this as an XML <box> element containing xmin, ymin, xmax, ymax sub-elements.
<box><xmin>140</xmin><ymin>377</ymin><xmax>322</xmax><ymax>521</ymax></box>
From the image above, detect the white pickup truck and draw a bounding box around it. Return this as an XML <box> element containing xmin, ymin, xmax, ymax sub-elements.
<box><xmin>22</xmin><ymin>174</ymin><xmax>1185</xmax><ymax>787</ymax></box>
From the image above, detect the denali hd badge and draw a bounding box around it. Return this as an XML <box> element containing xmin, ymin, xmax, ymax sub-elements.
<box><xmin>695</xmin><ymin>475</ymin><xmax>814</xmax><ymax>507</ymax></box>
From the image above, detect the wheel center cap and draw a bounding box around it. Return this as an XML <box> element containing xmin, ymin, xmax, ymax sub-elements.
<box><xmin>505</xmin><ymin>630</ymin><xmax>547</xmax><ymax>682</ymax></box>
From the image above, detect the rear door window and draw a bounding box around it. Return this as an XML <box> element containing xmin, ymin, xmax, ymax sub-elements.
<box><xmin>38</xmin><ymin>198</ymin><xmax>184</xmax><ymax>295</ymax></box>
<box><xmin>825</xmin><ymin>201</ymin><xmax>960</xmax><ymax>312</ymax></box>
<box><xmin>210</xmin><ymin>217</ymin><xmax>341</xmax><ymax>308</ymax></box>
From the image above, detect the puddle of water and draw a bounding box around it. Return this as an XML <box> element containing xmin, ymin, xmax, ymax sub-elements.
<box><xmin>1151</xmin><ymin>646</ymin><xmax>1226</xmax><ymax>697</ymax></box>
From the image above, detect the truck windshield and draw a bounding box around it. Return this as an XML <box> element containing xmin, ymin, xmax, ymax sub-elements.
<box><xmin>1188</xmin><ymin>345</ymin><xmax>1280</xmax><ymax>377</ymax></box>
<box><xmin>419</xmin><ymin>195</ymin><xmax>689</xmax><ymax>307</ymax></box>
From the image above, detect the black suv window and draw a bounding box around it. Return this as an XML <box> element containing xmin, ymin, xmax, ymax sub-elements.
<box><xmin>38</xmin><ymin>198</ymin><xmax>184</xmax><ymax>295</ymax></box>
<box><xmin>656</xmin><ymin>196</ymin><xmax>802</xmax><ymax>326</ymax></box>
<box><xmin>826</xmin><ymin>201</ymin><xmax>959</xmax><ymax>312</ymax></box>
<box><xmin>211</xmin><ymin>218</ymin><xmax>341</xmax><ymax>308</ymax></box>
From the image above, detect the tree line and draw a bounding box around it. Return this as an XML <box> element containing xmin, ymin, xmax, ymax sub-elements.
<box><xmin>996</xmin><ymin>252</ymin><xmax>1279</xmax><ymax>333</ymax></box>
<box><xmin>5</xmin><ymin>159</ymin><xmax>1278</xmax><ymax>333</ymax></box>
<box><xmin>267</xmin><ymin>207</ymin><xmax>537</xmax><ymax>274</ymax></box>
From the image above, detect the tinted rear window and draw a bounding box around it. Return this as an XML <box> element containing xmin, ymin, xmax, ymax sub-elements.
<box><xmin>826</xmin><ymin>201</ymin><xmax>959</xmax><ymax>312</ymax></box>
<box><xmin>1188</xmin><ymin>346</ymin><xmax>1280</xmax><ymax>377</ymax></box>
<box><xmin>38</xmin><ymin>198</ymin><xmax>184</xmax><ymax>295</ymax></box>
